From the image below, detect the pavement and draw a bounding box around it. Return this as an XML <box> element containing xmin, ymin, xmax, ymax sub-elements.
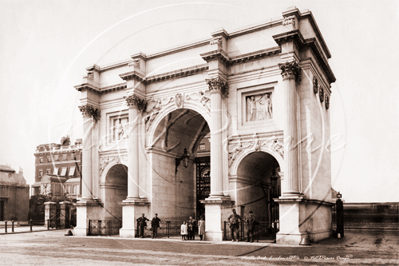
<box><xmin>0</xmin><ymin>228</ymin><xmax>398</xmax><ymax>265</ymax></box>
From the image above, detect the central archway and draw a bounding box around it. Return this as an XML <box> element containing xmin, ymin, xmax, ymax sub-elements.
<box><xmin>148</xmin><ymin>108</ymin><xmax>210</xmax><ymax>223</ymax></box>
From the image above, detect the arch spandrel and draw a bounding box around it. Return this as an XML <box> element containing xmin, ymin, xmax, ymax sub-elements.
<box><xmin>100</xmin><ymin>156</ymin><xmax>128</xmax><ymax>184</ymax></box>
<box><xmin>229</xmin><ymin>147</ymin><xmax>284</xmax><ymax>177</ymax></box>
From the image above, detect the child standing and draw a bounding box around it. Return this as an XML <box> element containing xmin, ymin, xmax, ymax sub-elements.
<box><xmin>181</xmin><ymin>221</ymin><xmax>188</xmax><ymax>241</ymax></box>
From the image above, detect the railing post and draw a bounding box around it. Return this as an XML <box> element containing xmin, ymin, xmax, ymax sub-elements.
<box><xmin>30</xmin><ymin>219</ymin><xmax>33</xmax><ymax>232</ymax></box>
<box><xmin>223</xmin><ymin>221</ymin><xmax>226</xmax><ymax>241</ymax></box>
<box><xmin>5</xmin><ymin>221</ymin><xmax>7</xmax><ymax>233</ymax></box>
<box><xmin>47</xmin><ymin>219</ymin><xmax>50</xmax><ymax>230</ymax></box>
<box><xmin>11</xmin><ymin>220</ymin><xmax>14</xmax><ymax>233</ymax></box>
<box><xmin>240</xmin><ymin>221</ymin><xmax>243</xmax><ymax>241</ymax></box>
<box><xmin>166</xmin><ymin>221</ymin><xmax>170</xmax><ymax>238</ymax></box>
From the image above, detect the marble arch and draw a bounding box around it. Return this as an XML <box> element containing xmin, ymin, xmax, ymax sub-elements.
<box><xmin>74</xmin><ymin>7</ymin><xmax>336</xmax><ymax>244</ymax></box>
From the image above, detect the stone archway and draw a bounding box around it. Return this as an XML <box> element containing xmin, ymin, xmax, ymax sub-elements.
<box><xmin>147</xmin><ymin>107</ymin><xmax>210</xmax><ymax>223</ymax></box>
<box><xmin>102</xmin><ymin>163</ymin><xmax>128</xmax><ymax>221</ymax></box>
<box><xmin>234</xmin><ymin>151</ymin><xmax>281</xmax><ymax>231</ymax></box>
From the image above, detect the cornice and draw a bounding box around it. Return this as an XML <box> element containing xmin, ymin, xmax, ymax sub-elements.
<box><xmin>145</xmin><ymin>64</ymin><xmax>208</xmax><ymax>84</ymax></box>
<box><xmin>74</xmin><ymin>83</ymin><xmax>100</xmax><ymax>93</ymax></box>
<box><xmin>230</xmin><ymin>47</ymin><xmax>280</xmax><ymax>65</ymax></box>
<box><xmin>146</xmin><ymin>38</ymin><xmax>211</xmax><ymax>60</ymax></box>
<box><xmin>200</xmin><ymin>50</ymin><xmax>231</xmax><ymax>65</ymax></box>
<box><xmin>273</xmin><ymin>30</ymin><xmax>336</xmax><ymax>84</ymax></box>
<box><xmin>300</xmin><ymin>10</ymin><xmax>331</xmax><ymax>59</ymax></box>
<box><xmin>119</xmin><ymin>70</ymin><xmax>145</xmax><ymax>82</ymax></box>
<box><xmin>228</xmin><ymin>18</ymin><xmax>283</xmax><ymax>38</ymax></box>
<box><xmin>99</xmin><ymin>83</ymin><xmax>127</xmax><ymax>94</ymax></box>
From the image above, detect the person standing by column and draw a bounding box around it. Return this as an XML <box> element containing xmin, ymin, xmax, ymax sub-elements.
<box><xmin>137</xmin><ymin>213</ymin><xmax>149</xmax><ymax>238</ymax></box>
<box><xmin>228</xmin><ymin>209</ymin><xmax>241</xmax><ymax>242</ymax></box>
<box><xmin>151</xmin><ymin>213</ymin><xmax>161</xmax><ymax>239</ymax></box>
<box><xmin>198</xmin><ymin>216</ymin><xmax>205</xmax><ymax>241</ymax></box>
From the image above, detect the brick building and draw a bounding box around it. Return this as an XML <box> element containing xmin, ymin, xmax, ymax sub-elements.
<box><xmin>32</xmin><ymin>138</ymin><xmax>82</xmax><ymax>200</ymax></box>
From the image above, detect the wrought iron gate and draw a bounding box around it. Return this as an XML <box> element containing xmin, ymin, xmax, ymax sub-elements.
<box><xmin>195</xmin><ymin>157</ymin><xmax>210</xmax><ymax>219</ymax></box>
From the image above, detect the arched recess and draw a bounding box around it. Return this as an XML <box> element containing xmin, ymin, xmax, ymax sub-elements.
<box><xmin>146</xmin><ymin>103</ymin><xmax>211</xmax><ymax>222</ymax></box>
<box><xmin>231</xmin><ymin>150</ymin><xmax>281</xmax><ymax>230</ymax></box>
<box><xmin>146</xmin><ymin>101</ymin><xmax>211</xmax><ymax>148</ymax></box>
<box><xmin>100</xmin><ymin>163</ymin><xmax>128</xmax><ymax>221</ymax></box>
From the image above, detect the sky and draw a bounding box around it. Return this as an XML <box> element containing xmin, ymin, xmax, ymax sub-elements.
<box><xmin>0</xmin><ymin>0</ymin><xmax>398</xmax><ymax>203</ymax></box>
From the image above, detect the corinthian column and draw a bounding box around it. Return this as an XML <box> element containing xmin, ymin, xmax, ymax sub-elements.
<box><xmin>206</xmin><ymin>77</ymin><xmax>228</xmax><ymax>197</ymax></box>
<box><xmin>279</xmin><ymin>61</ymin><xmax>301</xmax><ymax>196</ymax></box>
<box><xmin>78</xmin><ymin>104</ymin><xmax>99</xmax><ymax>200</ymax></box>
<box><xmin>125</xmin><ymin>95</ymin><xmax>146</xmax><ymax>200</ymax></box>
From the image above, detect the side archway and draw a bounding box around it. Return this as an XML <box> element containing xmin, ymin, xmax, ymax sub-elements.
<box><xmin>230</xmin><ymin>150</ymin><xmax>281</xmax><ymax>232</ymax></box>
<box><xmin>100</xmin><ymin>162</ymin><xmax>128</xmax><ymax>221</ymax></box>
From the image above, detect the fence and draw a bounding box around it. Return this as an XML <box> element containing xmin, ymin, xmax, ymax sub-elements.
<box><xmin>89</xmin><ymin>220</ymin><xmax>122</xmax><ymax>236</ymax></box>
<box><xmin>223</xmin><ymin>221</ymin><xmax>278</xmax><ymax>241</ymax></box>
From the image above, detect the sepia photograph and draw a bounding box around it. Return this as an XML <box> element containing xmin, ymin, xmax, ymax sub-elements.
<box><xmin>0</xmin><ymin>0</ymin><xmax>398</xmax><ymax>265</ymax></box>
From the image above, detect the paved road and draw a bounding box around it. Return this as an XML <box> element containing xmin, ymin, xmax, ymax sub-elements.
<box><xmin>0</xmin><ymin>229</ymin><xmax>398</xmax><ymax>265</ymax></box>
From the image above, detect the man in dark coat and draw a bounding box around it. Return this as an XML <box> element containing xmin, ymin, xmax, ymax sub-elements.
<box><xmin>246</xmin><ymin>211</ymin><xmax>257</xmax><ymax>242</ymax></box>
<box><xmin>151</xmin><ymin>213</ymin><xmax>161</xmax><ymax>239</ymax></box>
<box><xmin>187</xmin><ymin>216</ymin><xmax>196</xmax><ymax>240</ymax></box>
<box><xmin>137</xmin><ymin>213</ymin><xmax>149</xmax><ymax>238</ymax></box>
<box><xmin>228</xmin><ymin>209</ymin><xmax>241</xmax><ymax>242</ymax></box>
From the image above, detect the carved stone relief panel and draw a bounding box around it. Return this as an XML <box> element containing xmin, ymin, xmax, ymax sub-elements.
<box><xmin>185</xmin><ymin>90</ymin><xmax>211</xmax><ymax>113</ymax></box>
<box><xmin>111</xmin><ymin>116</ymin><xmax>129</xmax><ymax>142</ymax></box>
<box><xmin>99</xmin><ymin>155</ymin><xmax>128</xmax><ymax>176</ymax></box>
<box><xmin>228</xmin><ymin>134</ymin><xmax>284</xmax><ymax>167</ymax></box>
<box><xmin>245</xmin><ymin>92</ymin><xmax>273</xmax><ymax>122</ymax></box>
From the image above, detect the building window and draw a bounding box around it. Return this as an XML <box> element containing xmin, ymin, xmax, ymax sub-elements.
<box><xmin>46</xmin><ymin>169</ymin><xmax>51</xmax><ymax>174</ymax></box>
<box><xmin>39</xmin><ymin>170</ymin><xmax>43</xmax><ymax>177</ymax></box>
<box><xmin>47</xmin><ymin>157</ymin><xmax>51</xmax><ymax>162</ymax></box>
<box><xmin>63</xmin><ymin>154</ymin><xmax>67</xmax><ymax>161</ymax></box>
<box><xmin>199</xmin><ymin>143</ymin><xmax>206</xmax><ymax>150</ymax></box>
<box><xmin>40</xmin><ymin>157</ymin><xmax>43</xmax><ymax>163</ymax></box>
<box><xmin>60</xmin><ymin>167</ymin><xmax>67</xmax><ymax>176</ymax></box>
<box><xmin>53</xmin><ymin>168</ymin><xmax>59</xmax><ymax>175</ymax></box>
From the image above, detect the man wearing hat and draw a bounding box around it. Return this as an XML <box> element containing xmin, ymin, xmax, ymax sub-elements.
<box><xmin>151</xmin><ymin>213</ymin><xmax>161</xmax><ymax>239</ymax></box>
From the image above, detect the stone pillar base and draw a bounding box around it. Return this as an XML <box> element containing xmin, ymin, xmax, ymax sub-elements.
<box><xmin>274</xmin><ymin>197</ymin><xmax>334</xmax><ymax>245</ymax></box>
<box><xmin>119</xmin><ymin>199</ymin><xmax>150</xmax><ymax>238</ymax></box>
<box><xmin>205</xmin><ymin>230</ymin><xmax>223</xmax><ymax>242</ymax></box>
<box><xmin>73</xmin><ymin>200</ymin><xmax>100</xmax><ymax>236</ymax></box>
<box><xmin>201</xmin><ymin>196</ymin><xmax>234</xmax><ymax>242</ymax></box>
<box><xmin>276</xmin><ymin>232</ymin><xmax>308</xmax><ymax>245</ymax></box>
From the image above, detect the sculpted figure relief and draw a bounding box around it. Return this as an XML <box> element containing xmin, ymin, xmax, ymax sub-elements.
<box><xmin>246</xmin><ymin>93</ymin><xmax>272</xmax><ymax>122</ymax></box>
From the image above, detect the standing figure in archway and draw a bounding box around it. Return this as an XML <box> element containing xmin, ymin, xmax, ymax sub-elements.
<box><xmin>246</xmin><ymin>211</ymin><xmax>258</xmax><ymax>242</ymax></box>
<box><xmin>228</xmin><ymin>209</ymin><xmax>242</xmax><ymax>242</ymax></box>
<box><xmin>137</xmin><ymin>213</ymin><xmax>149</xmax><ymax>238</ymax></box>
<box><xmin>198</xmin><ymin>216</ymin><xmax>205</xmax><ymax>241</ymax></box>
<box><xmin>151</xmin><ymin>213</ymin><xmax>161</xmax><ymax>239</ymax></box>
<box><xmin>187</xmin><ymin>216</ymin><xmax>196</xmax><ymax>240</ymax></box>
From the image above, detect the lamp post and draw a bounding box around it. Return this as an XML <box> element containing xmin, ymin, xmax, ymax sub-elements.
<box><xmin>175</xmin><ymin>148</ymin><xmax>190</xmax><ymax>174</ymax></box>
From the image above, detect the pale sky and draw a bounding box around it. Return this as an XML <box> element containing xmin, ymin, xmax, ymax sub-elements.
<box><xmin>1</xmin><ymin>0</ymin><xmax>398</xmax><ymax>203</ymax></box>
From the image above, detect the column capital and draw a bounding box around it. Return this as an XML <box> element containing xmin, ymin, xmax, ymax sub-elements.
<box><xmin>279</xmin><ymin>61</ymin><xmax>301</xmax><ymax>83</ymax></box>
<box><xmin>125</xmin><ymin>94</ymin><xmax>147</xmax><ymax>112</ymax></box>
<box><xmin>206</xmin><ymin>77</ymin><xmax>228</xmax><ymax>98</ymax></box>
<box><xmin>78</xmin><ymin>104</ymin><xmax>100</xmax><ymax>122</ymax></box>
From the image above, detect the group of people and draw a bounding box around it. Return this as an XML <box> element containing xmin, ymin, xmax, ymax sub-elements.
<box><xmin>136</xmin><ymin>213</ymin><xmax>161</xmax><ymax>239</ymax></box>
<box><xmin>228</xmin><ymin>209</ymin><xmax>258</xmax><ymax>242</ymax></box>
<box><xmin>137</xmin><ymin>209</ymin><xmax>258</xmax><ymax>242</ymax></box>
<box><xmin>180</xmin><ymin>216</ymin><xmax>205</xmax><ymax>241</ymax></box>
